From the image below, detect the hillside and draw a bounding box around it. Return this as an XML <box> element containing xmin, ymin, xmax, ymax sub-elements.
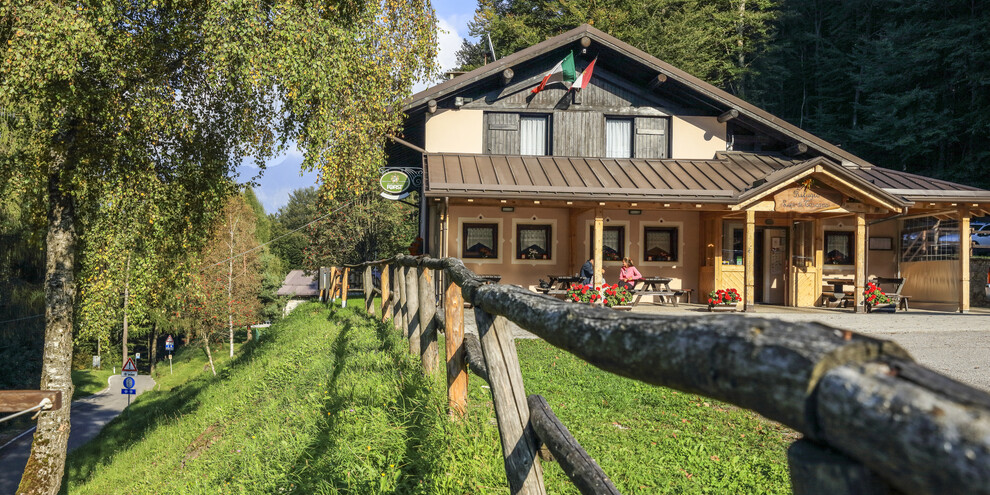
<box><xmin>63</xmin><ymin>302</ymin><xmax>792</xmax><ymax>494</ymax></box>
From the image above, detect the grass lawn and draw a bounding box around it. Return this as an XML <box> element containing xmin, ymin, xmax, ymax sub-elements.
<box><xmin>64</xmin><ymin>302</ymin><xmax>794</xmax><ymax>494</ymax></box>
<box><xmin>71</xmin><ymin>368</ymin><xmax>116</xmax><ymax>399</ymax></box>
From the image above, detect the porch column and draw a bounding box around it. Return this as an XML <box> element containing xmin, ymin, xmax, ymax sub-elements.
<box><xmin>854</xmin><ymin>213</ymin><xmax>866</xmax><ymax>313</ymax></box>
<box><xmin>959</xmin><ymin>206</ymin><xmax>971</xmax><ymax>313</ymax></box>
<box><xmin>593</xmin><ymin>208</ymin><xmax>604</xmax><ymax>287</ymax></box>
<box><xmin>744</xmin><ymin>209</ymin><xmax>755</xmax><ymax>311</ymax></box>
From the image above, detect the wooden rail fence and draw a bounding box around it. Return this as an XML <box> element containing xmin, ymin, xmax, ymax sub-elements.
<box><xmin>328</xmin><ymin>254</ymin><xmax>990</xmax><ymax>495</ymax></box>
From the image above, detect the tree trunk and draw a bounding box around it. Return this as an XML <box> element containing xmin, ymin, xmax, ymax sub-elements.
<box><xmin>18</xmin><ymin>157</ymin><xmax>76</xmax><ymax>495</ymax></box>
<box><xmin>149</xmin><ymin>320</ymin><xmax>158</xmax><ymax>377</ymax></box>
<box><xmin>122</xmin><ymin>254</ymin><xmax>130</xmax><ymax>366</ymax></box>
<box><xmin>204</xmin><ymin>333</ymin><xmax>216</xmax><ymax>376</ymax></box>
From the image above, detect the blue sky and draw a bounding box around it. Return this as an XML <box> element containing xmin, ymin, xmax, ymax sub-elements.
<box><xmin>240</xmin><ymin>1</ymin><xmax>478</xmax><ymax>214</ymax></box>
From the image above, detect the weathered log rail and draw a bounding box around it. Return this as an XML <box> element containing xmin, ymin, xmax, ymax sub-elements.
<box><xmin>325</xmin><ymin>254</ymin><xmax>990</xmax><ymax>495</ymax></box>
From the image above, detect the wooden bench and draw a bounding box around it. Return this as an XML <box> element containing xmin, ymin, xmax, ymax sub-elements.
<box><xmin>867</xmin><ymin>277</ymin><xmax>910</xmax><ymax>312</ymax></box>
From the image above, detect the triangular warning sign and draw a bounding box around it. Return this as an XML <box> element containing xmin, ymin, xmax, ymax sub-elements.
<box><xmin>122</xmin><ymin>358</ymin><xmax>137</xmax><ymax>372</ymax></box>
<box><xmin>165</xmin><ymin>335</ymin><xmax>174</xmax><ymax>343</ymax></box>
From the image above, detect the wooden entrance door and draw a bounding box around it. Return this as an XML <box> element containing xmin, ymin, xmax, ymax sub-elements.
<box><xmin>763</xmin><ymin>228</ymin><xmax>788</xmax><ymax>304</ymax></box>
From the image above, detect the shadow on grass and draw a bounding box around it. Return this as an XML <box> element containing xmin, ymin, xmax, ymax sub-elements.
<box><xmin>291</xmin><ymin>307</ymin><xmax>449</xmax><ymax>493</ymax></box>
<box><xmin>61</xmin><ymin>320</ymin><xmax>281</xmax><ymax>493</ymax></box>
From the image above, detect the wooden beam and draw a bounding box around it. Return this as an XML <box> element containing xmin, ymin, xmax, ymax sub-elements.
<box><xmin>0</xmin><ymin>390</ymin><xmax>62</xmax><ymax>412</ymax></box>
<box><xmin>580</xmin><ymin>36</ymin><xmax>592</xmax><ymax>48</ymax></box>
<box><xmin>341</xmin><ymin>268</ymin><xmax>350</xmax><ymax>308</ymax></box>
<box><xmin>783</xmin><ymin>142</ymin><xmax>809</xmax><ymax>156</ymax></box>
<box><xmin>427</xmin><ymin>99</ymin><xmax>437</xmax><ymax>114</ymax></box>
<box><xmin>959</xmin><ymin>207</ymin><xmax>971</xmax><ymax>313</ymax></box>
<box><xmin>501</xmin><ymin>68</ymin><xmax>514</xmax><ymax>86</ymax></box>
<box><xmin>744</xmin><ymin>209</ymin><xmax>756</xmax><ymax>311</ymax></box>
<box><xmin>647</xmin><ymin>73</ymin><xmax>668</xmax><ymax>90</ymax></box>
<box><xmin>718</xmin><ymin>109</ymin><xmax>740</xmax><ymax>123</ymax></box>
<box><xmin>528</xmin><ymin>395</ymin><xmax>621</xmax><ymax>494</ymax></box>
<box><xmin>474</xmin><ymin>309</ymin><xmax>547</xmax><ymax>494</ymax></box>
<box><xmin>854</xmin><ymin>213</ymin><xmax>866</xmax><ymax>313</ymax></box>
<box><xmin>444</xmin><ymin>279</ymin><xmax>467</xmax><ymax>418</ymax></box>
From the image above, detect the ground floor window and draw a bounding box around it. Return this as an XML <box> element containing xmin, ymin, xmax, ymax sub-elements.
<box><xmin>463</xmin><ymin>223</ymin><xmax>498</xmax><ymax>258</ymax></box>
<box><xmin>722</xmin><ymin>222</ymin><xmax>743</xmax><ymax>265</ymax></box>
<box><xmin>643</xmin><ymin>226</ymin><xmax>678</xmax><ymax>261</ymax></box>
<box><xmin>517</xmin><ymin>224</ymin><xmax>552</xmax><ymax>260</ymax></box>
<box><xmin>589</xmin><ymin>225</ymin><xmax>625</xmax><ymax>261</ymax></box>
<box><xmin>824</xmin><ymin>231</ymin><xmax>853</xmax><ymax>265</ymax></box>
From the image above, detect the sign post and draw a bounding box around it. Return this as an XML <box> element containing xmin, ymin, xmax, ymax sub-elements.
<box><xmin>165</xmin><ymin>335</ymin><xmax>174</xmax><ymax>375</ymax></box>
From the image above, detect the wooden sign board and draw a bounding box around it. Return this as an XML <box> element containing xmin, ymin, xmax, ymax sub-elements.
<box><xmin>774</xmin><ymin>187</ymin><xmax>841</xmax><ymax>213</ymax></box>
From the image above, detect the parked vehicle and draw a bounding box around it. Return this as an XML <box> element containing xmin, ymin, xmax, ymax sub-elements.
<box><xmin>971</xmin><ymin>221</ymin><xmax>990</xmax><ymax>254</ymax></box>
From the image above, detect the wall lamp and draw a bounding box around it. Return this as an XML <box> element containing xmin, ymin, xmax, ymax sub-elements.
<box><xmin>501</xmin><ymin>206</ymin><xmax>515</xmax><ymax>212</ymax></box>
<box><xmin>628</xmin><ymin>209</ymin><xmax>642</xmax><ymax>215</ymax></box>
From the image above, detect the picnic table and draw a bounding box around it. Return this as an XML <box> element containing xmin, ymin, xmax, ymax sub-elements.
<box><xmin>631</xmin><ymin>277</ymin><xmax>690</xmax><ymax>307</ymax></box>
<box><xmin>537</xmin><ymin>275</ymin><xmax>582</xmax><ymax>295</ymax></box>
<box><xmin>822</xmin><ymin>278</ymin><xmax>856</xmax><ymax>308</ymax></box>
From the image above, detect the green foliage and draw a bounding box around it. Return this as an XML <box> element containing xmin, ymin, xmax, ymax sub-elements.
<box><xmin>456</xmin><ymin>0</ymin><xmax>778</xmax><ymax>92</ymax></box>
<box><xmin>270</xmin><ymin>186</ymin><xmax>320</xmax><ymax>269</ymax></box>
<box><xmin>65</xmin><ymin>304</ymin><xmax>793</xmax><ymax>494</ymax></box>
<box><xmin>749</xmin><ymin>0</ymin><xmax>990</xmax><ymax>185</ymax></box>
<box><xmin>304</xmin><ymin>191</ymin><xmax>419</xmax><ymax>267</ymax></box>
<box><xmin>242</xmin><ymin>187</ymin><xmax>271</xmax><ymax>244</ymax></box>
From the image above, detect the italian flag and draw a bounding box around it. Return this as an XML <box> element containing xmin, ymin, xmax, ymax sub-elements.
<box><xmin>531</xmin><ymin>51</ymin><xmax>576</xmax><ymax>94</ymax></box>
<box><xmin>569</xmin><ymin>56</ymin><xmax>597</xmax><ymax>91</ymax></box>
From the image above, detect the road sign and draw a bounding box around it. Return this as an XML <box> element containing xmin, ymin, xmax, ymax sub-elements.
<box><xmin>121</xmin><ymin>388</ymin><xmax>135</xmax><ymax>395</ymax></box>
<box><xmin>135</xmin><ymin>353</ymin><xmax>141</xmax><ymax>360</ymax></box>
<box><xmin>165</xmin><ymin>335</ymin><xmax>174</xmax><ymax>351</ymax></box>
<box><xmin>121</xmin><ymin>358</ymin><xmax>138</xmax><ymax>378</ymax></box>
<box><xmin>123</xmin><ymin>376</ymin><xmax>135</xmax><ymax>389</ymax></box>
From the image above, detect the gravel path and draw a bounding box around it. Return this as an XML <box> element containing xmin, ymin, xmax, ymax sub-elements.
<box><xmin>0</xmin><ymin>374</ymin><xmax>156</xmax><ymax>495</ymax></box>
<box><xmin>463</xmin><ymin>305</ymin><xmax>990</xmax><ymax>392</ymax></box>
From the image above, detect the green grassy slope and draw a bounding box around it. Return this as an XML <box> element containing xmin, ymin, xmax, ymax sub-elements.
<box><xmin>65</xmin><ymin>302</ymin><xmax>792</xmax><ymax>494</ymax></box>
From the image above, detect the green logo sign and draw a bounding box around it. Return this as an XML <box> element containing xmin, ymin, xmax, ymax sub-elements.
<box><xmin>380</xmin><ymin>170</ymin><xmax>409</xmax><ymax>194</ymax></box>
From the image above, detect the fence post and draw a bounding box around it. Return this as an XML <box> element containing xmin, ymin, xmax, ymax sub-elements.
<box><xmin>474</xmin><ymin>308</ymin><xmax>546</xmax><ymax>495</ymax></box>
<box><xmin>787</xmin><ymin>439</ymin><xmax>892</xmax><ymax>495</ymax></box>
<box><xmin>418</xmin><ymin>267</ymin><xmax>438</xmax><ymax>373</ymax></box>
<box><xmin>341</xmin><ymin>267</ymin><xmax>350</xmax><ymax>308</ymax></box>
<box><xmin>405</xmin><ymin>266</ymin><xmax>420</xmax><ymax>354</ymax></box>
<box><xmin>381</xmin><ymin>265</ymin><xmax>391</xmax><ymax>322</ymax></box>
<box><xmin>444</xmin><ymin>278</ymin><xmax>467</xmax><ymax>417</ymax></box>
<box><xmin>396</xmin><ymin>265</ymin><xmax>406</xmax><ymax>332</ymax></box>
<box><xmin>364</xmin><ymin>265</ymin><xmax>374</xmax><ymax>316</ymax></box>
<box><xmin>328</xmin><ymin>267</ymin><xmax>337</xmax><ymax>301</ymax></box>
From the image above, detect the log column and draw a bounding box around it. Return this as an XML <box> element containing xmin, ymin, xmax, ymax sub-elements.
<box><xmin>444</xmin><ymin>279</ymin><xmax>466</xmax><ymax>417</ymax></box>
<box><xmin>395</xmin><ymin>265</ymin><xmax>407</xmax><ymax>332</ymax></box>
<box><xmin>959</xmin><ymin>206</ymin><xmax>971</xmax><ymax>313</ymax></box>
<box><xmin>341</xmin><ymin>267</ymin><xmax>350</xmax><ymax>308</ymax></box>
<box><xmin>593</xmin><ymin>208</ymin><xmax>604</xmax><ymax>287</ymax></box>
<box><xmin>364</xmin><ymin>266</ymin><xmax>374</xmax><ymax>315</ymax></box>
<box><xmin>744</xmin><ymin>209</ymin><xmax>756</xmax><ymax>311</ymax></box>
<box><xmin>854</xmin><ymin>213</ymin><xmax>866</xmax><ymax>313</ymax></box>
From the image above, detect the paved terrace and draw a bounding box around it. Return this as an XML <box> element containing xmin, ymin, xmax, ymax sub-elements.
<box><xmin>466</xmin><ymin>304</ymin><xmax>990</xmax><ymax>393</ymax></box>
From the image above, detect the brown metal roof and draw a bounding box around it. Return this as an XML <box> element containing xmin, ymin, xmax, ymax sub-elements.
<box><xmin>424</xmin><ymin>152</ymin><xmax>990</xmax><ymax>205</ymax></box>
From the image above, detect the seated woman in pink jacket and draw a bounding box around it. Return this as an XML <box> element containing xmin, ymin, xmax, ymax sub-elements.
<box><xmin>618</xmin><ymin>257</ymin><xmax>643</xmax><ymax>290</ymax></box>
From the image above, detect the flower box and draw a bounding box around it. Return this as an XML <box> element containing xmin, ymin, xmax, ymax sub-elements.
<box><xmin>707</xmin><ymin>288</ymin><xmax>741</xmax><ymax>312</ymax></box>
<box><xmin>708</xmin><ymin>305</ymin><xmax>738</xmax><ymax>313</ymax></box>
<box><xmin>866</xmin><ymin>303</ymin><xmax>897</xmax><ymax>313</ymax></box>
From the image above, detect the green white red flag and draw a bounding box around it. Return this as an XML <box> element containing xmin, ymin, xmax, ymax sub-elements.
<box><xmin>569</xmin><ymin>56</ymin><xmax>597</xmax><ymax>91</ymax></box>
<box><xmin>531</xmin><ymin>51</ymin><xmax>576</xmax><ymax>94</ymax></box>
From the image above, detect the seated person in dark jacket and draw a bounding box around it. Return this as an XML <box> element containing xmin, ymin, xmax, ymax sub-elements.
<box><xmin>579</xmin><ymin>258</ymin><xmax>594</xmax><ymax>285</ymax></box>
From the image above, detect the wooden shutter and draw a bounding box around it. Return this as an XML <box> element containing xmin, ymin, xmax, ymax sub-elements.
<box><xmin>634</xmin><ymin>117</ymin><xmax>669</xmax><ymax>158</ymax></box>
<box><xmin>485</xmin><ymin>113</ymin><xmax>520</xmax><ymax>155</ymax></box>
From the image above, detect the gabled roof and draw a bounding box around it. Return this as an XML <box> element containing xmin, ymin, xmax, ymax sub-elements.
<box><xmin>424</xmin><ymin>152</ymin><xmax>990</xmax><ymax>206</ymax></box>
<box><xmin>405</xmin><ymin>24</ymin><xmax>874</xmax><ymax>169</ymax></box>
<box><xmin>277</xmin><ymin>270</ymin><xmax>319</xmax><ymax>297</ymax></box>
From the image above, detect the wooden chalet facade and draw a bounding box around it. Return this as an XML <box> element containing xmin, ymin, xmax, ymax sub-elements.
<box><xmin>389</xmin><ymin>24</ymin><xmax>990</xmax><ymax>312</ymax></box>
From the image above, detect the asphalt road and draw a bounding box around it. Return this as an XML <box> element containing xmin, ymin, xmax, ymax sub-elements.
<box><xmin>0</xmin><ymin>374</ymin><xmax>155</xmax><ymax>495</ymax></box>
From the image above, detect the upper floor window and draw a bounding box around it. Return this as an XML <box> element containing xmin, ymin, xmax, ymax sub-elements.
<box><xmin>520</xmin><ymin>115</ymin><xmax>548</xmax><ymax>155</ymax></box>
<box><xmin>605</xmin><ymin>117</ymin><xmax>633</xmax><ymax>158</ymax></box>
<box><xmin>485</xmin><ymin>112</ymin><xmax>550</xmax><ymax>155</ymax></box>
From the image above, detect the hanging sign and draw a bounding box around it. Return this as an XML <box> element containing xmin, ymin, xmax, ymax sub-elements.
<box><xmin>774</xmin><ymin>186</ymin><xmax>841</xmax><ymax>213</ymax></box>
<box><xmin>379</xmin><ymin>170</ymin><xmax>410</xmax><ymax>194</ymax></box>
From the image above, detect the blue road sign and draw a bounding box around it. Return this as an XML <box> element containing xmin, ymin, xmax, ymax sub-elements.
<box><xmin>121</xmin><ymin>388</ymin><xmax>135</xmax><ymax>395</ymax></box>
<box><xmin>123</xmin><ymin>376</ymin><xmax>135</xmax><ymax>389</ymax></box>
<box><xmin>165</xmin><ymin>342</ymin><xmax>174</xmax><ymax>351</ymax></box>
